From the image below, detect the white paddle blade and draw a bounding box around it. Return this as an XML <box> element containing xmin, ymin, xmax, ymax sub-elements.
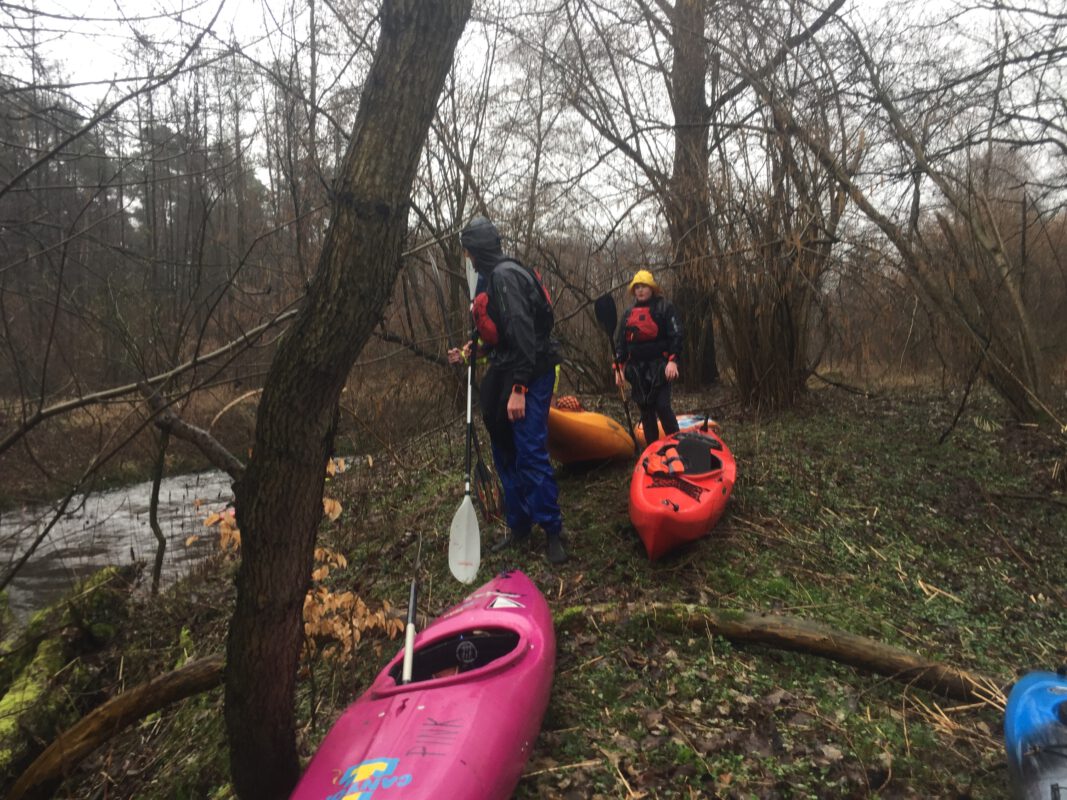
<box><xmin>448</xmin><ymin>494</ymin><xmax>480</xmax><ymax>584</ymax></box>
<box><xmin>465</xmin><ymin>257</ymin><xmax>478</xmax><ymax>301</ymax></box>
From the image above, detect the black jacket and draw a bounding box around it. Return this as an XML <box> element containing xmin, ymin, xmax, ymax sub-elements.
<box><xmin>485</xmin><ymin>260</ymin><xmax>559</xmax><ymax>385</ymax></box>
<box><xmin>614</xmin><ymin>295</ymin><xmax>683</xmax><ymax>365</ymax></box>
<box><xmin>460</xmin><ymin>215</ymin><xmax>558</xmax><ymax>385</ymax></box>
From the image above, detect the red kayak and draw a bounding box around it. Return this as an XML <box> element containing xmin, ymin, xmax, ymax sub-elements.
<box><xmin>291</xmin><ymin>570</ymin><xmax>554</xmax><ymax>800</ymax></box>
<box><xmin>629</xmin><ymin>427</ymin><xmax>736</xmax><ymax>560</ymax></box>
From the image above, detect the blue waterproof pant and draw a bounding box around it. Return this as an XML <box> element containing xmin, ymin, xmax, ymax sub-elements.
<box><xmin>484</xmin><ymin>369</ymin><xmax>562</xmax><ymax>535</ymax></box>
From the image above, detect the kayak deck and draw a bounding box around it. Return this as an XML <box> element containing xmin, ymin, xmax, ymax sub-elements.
<box><xmin>292</xmin><ymin>571</ymin><xmax>555</xmax><ymax>800</ymax></box>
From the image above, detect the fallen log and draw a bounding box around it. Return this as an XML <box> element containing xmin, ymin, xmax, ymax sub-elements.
<box><xmin>576</xmin><ymin>603</ymin><xmax>1003</xmax><ymax>703</ymax></box>
<box><xmin>8</xmin><ymin>654</ymin><xmax>224</xmax><ymax>800</ymax></box>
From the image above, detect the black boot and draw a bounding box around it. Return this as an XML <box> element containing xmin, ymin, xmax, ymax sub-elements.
<box><xmin>546</xmin><ymin>534</ymin><xmax>568</xmax><ymax>564</ymax></box>
<box><xmin>491</xmin><ymin>529</ymin><xmax>530</xmax><ymax>553</ymax></box>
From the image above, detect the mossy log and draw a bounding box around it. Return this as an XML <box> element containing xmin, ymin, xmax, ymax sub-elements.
<box><xmin>0</xmin><ymin>565</ymin><xmax>139</xmax><ymax>789</ymax></box>
<box><xmin>8</xmin><ymin>653</ymin><xmax>224</xmax><ymax>800</ymax></box>
<box><xmin>574</xmin><ymin>603</ymin><xmax>1001</xmax><ymax>703</ymax></box>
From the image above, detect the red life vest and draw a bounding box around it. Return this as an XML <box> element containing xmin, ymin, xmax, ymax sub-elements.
<box><xmin>471</xmin><ymin>292</ymin><xmax>498</xmax><ymax>345</ymax></box>
<box><xmin>624</xmin><ymin>304</ymin><xmax>660</xmax><ymax>343</ymax></box>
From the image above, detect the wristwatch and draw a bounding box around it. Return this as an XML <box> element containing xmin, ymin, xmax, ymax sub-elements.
<box><xmin>511</xmin><ymin>383</ymin><xmax>528</xmax><ymax>395</ymax></box>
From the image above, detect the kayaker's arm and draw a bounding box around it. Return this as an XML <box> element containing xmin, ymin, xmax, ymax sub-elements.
<box><xmin>663</xmin><ymin>299</ymin><xmax>684</xmax><ymax>363</ymax></box>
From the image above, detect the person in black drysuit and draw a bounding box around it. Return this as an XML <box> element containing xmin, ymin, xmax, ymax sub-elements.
<box><xmin>614</xmin><ymin>269</ymin><xmax>683</xmax><ymax>444</ymax></box>
<box><xmin>448</xmin><ymin>216</ymin><xmax>567</xmax><ymax>564</ymax></box>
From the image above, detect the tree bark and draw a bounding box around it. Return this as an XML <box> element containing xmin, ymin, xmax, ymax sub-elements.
<box><xmin>665</xmin><ymin>0</ymin><xmax>719</xmax><ymax>386</ymax></box>
<box><xmin>7</xmin><ymin>655</ymin><xmax>225</xmax><ymax>800</ymax></box>
<box><xmin>223</xmin><ymin>2</ymin><xmax>471</xmax><ymax>798</ymax></box>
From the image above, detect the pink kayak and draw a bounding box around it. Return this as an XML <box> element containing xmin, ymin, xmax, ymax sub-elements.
<box><xmin>291</xmin><ymin>570</ymin><xmax>555</xmax><ymax>800</ymax></box>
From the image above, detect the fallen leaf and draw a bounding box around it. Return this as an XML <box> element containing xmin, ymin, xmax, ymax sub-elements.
<box><xmin>821</xmin><ymin>744</ymin><xmax>844</xmax><ymax>762</ymax></box>
<box><xmin>323</xmin><ymin>497</ymin><xmax>342</xmax><ymax>521</ymax></box>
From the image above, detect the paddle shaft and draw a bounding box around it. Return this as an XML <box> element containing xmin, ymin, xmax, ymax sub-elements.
<box><xmin>447</xmin><ymin>254</ymin><xmax>482</xmax><ymax>585</ymax></box>
<box><xmin>464</xmin><ymin>334</ymin><xmax>475</xmax><ymax>493</ymax></box>
<box><xmin>401</xmin><ymin>577</ymin><xmax>417</xmax><ymax>684</ymax></box>
<box><xmin>594</xmin><ymin>293</ymin><xmax>639</xmax><ymax>453</ymax></box>
<box><xmin>428</xmin><ymin>252</ymin><xmax>499</xmax><ymax>516</ymax></box>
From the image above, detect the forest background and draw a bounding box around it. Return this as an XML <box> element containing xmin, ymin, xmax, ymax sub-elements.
<box><xmin>0</xmin><ymin>0</ymin><xmax>1065</xmax><ymax>797</ymax></box>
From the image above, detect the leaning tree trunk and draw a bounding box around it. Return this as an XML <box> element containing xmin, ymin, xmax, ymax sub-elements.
<box><xmin>223</xmin><ymin>2</ymin><xmax>471</xmax><ymax>798</ymax></box>
<box><xmin>666</xmin><ymin>0</ymin><xmax>719</xmax><ymax>387</ymax></box>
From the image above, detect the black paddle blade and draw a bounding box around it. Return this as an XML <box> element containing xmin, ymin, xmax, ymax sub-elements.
<box><xmin>594</xmin><ymin>293</ymin><xmax>618</xmax><ymax>336</ymax></box>
<box><xmin>473</xmin><ymin>460</ymin><xmax>505</xmax><ymax>523</ymax></box>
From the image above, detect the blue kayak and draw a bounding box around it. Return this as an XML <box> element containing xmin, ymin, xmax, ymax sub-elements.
<box><xmin>1004</xmin><ymin>669</ymin><xmax>1067</xmax><ymax>799</ymax></box>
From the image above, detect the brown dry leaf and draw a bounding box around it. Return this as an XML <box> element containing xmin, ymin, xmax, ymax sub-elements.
<box><xmin>642</xmin><ymin>709</ymin><xmax>664</xmax><ymax>730</ymax></box>
<box><xmin>203</xmin><ymin>512</ymin><xmax>223</xmax><ymax>527</ymax></box>
<box><xmin>323</xmin><ymin>497</ymin><xmax>342</xmax><ymax>521</ymax></box>
<box><xmin>219</xmin><ymin>527</ymin><xmax>241</xmax><ymax>553</ymax></box>
<box><xmin>184</xmin><ymin>534</ymin><xmax>201</xmax><ymax>547</ymax></box>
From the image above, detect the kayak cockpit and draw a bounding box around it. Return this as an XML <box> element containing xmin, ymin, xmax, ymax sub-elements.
<box><xmin>642</xmin><ymin>432</ymin><xmax>725</xmax><ymax>477</ymax></box>
<box><xmin>386</xmin><ymin>628</ymin><xmax>521</xmax><ymax>685</ymax></box>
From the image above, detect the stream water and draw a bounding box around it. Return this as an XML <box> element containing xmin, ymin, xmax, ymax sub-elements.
<box><xmin>0</xmin><ymin>469</ymin><xmax>234</xmax><ymax>623</ymax></box>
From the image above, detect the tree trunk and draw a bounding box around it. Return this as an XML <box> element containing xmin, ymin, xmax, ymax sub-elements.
<box><xmin>223</xmin><ymin>2</ymin><xmax>471</xmax><ymax>797</ymax></box>
<box><xmin>666</xmin><ymin>0</ymin><xmax>719</xmax><ymax>386</ymax></box>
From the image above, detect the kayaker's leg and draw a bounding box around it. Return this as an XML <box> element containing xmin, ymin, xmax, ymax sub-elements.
<box><xmin>488</xmin><ymin>436</ymin><xmax>533</xmax><ymax>551</ymax></box>
<box><xmin>483</xmin><ymin>368</ymin><xmax>531</xmax><ymax>547</ymax></box>
<box><xmin>511</xmin><ymin>371</ymin><xmax>567</xmax><ymax>563</ymax></box>
<box><xmin>639</xmin><ymin>401</ymin><xmax>659</xmax><ymax>445</ymax></box>
<box><xmin>657</xmin><ymin>382</ymin><xmax>679</xmax><ymax>436</ymax></box>
<box><xmin>629</xmin><ymin>361</ymin><xmax>659</xmax><ymax>443</ymax></box>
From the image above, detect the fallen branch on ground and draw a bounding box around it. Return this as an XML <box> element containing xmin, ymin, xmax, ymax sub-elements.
<box><xmin>569</xmin><ymin>602</ymin><xmax>999</xmax><ymax>703</ymax></box>
<box><xmin>9</xmin><ymin>654</ymin><xmax>225</xmax><ymax>800</ymax></box>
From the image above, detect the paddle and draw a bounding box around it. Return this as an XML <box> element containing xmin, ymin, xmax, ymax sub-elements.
<box><xmin>448</xmin><ymin>256</ymin><xmax>481</xmax><ymax>584</ymax></box>
<box><xmin>401</xmin><ymin>577</ymin><xmax>418</xmax><ymax>683</ymax></box>
<box><xmin>428</xmin><ymin>253</ymin><xmax>504</xmax><ymax>523</ymax></box>
<box><xmin>593</xmin><ymin>292</ymin><xmax>639</xmax><ymax>454</ymax></box>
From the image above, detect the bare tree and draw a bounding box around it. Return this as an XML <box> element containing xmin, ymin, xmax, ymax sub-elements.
<box><xmin>759</xmin><ymin>1</ymin><xmax>1066</xmax><ymax>420</ymax></box>
<box><xmin>222</xmin><ymin>2</ymin><xmax>471</xmax><ymax>797</ymax></box>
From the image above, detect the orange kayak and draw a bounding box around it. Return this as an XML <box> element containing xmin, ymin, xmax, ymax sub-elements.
<box><xmin>629</xmin><ymin>426</ymin><xmax>736</xmax><ymax>560</ymax></box>
<box><xmin>547</xmin><ymin>407</ymin><xmax>634</xmax><ymax>464</ymax></box>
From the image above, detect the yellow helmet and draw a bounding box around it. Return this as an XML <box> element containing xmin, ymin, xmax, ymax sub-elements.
<box><xmin>628</xmin><ymin>269</ymin><xmax>660</xmax><ymax>294</ymax></box>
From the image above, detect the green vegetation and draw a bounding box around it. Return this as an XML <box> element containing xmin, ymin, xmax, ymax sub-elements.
<box><xmin>10</xmin><ymin>385</ymin><xmax>1066</xmax><ymax>798</ymax></box>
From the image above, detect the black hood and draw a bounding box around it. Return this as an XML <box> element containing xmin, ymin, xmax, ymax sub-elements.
<box><xmin>460</xmin><ymin>215</ymin><xmax>506</xmax><ymax>275</ymax></box>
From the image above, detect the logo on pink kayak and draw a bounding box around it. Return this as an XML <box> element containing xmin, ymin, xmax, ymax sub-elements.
<box><xmin>328</xmin><ymin>757</ymin><xmax>412</xmax><ymax>799</ymax></box>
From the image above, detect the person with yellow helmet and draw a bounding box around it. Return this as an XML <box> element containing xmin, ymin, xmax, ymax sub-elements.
<box><xmin>613</xmin><ymin>269</ymin><xmax>683</xmax><ymax>443</ymax></box>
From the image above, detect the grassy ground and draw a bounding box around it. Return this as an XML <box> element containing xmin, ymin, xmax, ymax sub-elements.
<box><xmin>25</xmin><ymin>383</ymin><xmax>1067</xmax><ymax>798</ymax></box>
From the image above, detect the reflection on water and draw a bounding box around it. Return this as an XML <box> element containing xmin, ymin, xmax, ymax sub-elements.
<box><xmin>0</xmin><ymin>470</ymin><xmax>234</xmax><ymax>622</ymax></box>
